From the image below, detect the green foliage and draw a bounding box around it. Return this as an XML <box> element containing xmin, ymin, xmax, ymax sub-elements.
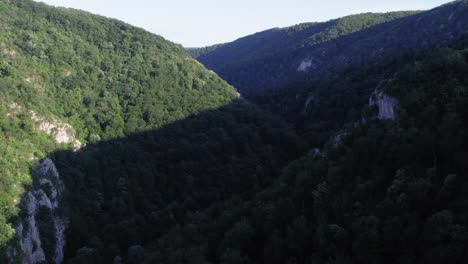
<box><xmin>194</xmin><ymin>11</ymin><xmax>424</xmax><ymax>97</ymax></box>
<box><xmin>192</xmin><ymin>48</ymin><xmax>468</xmax><ymax>264</ymax></box>
<box><xmin>0</xmin><ymin>0</ymin><xmax>302</xmax><ymax>262</ymax></box>
<box><xmin>0</xmin><ymin>0</ymin><xmax>239</xmax><ymax>143</ymax></box>
<box><xmin>0</xmin><ymin>104</ymin><xmax>59</xmax><ymax>251</ymax></box>
<box><xmin>193</xmin><ymin>0</ymin><xmax>468</xmax><ymax>144</ymax></box>
<box><xmin>0</xmin><ymin>0</ymin><xmax>245</xmax><ymax>260</ymax></box>
<box><xmin>187</xmin><ymin>43</ymin><xmax>226</xmax><ymax>59</ymax></box>
<box><xmin>1</xmin><ymin>0</ymin><xmax>468</xmax><ymax>263</ymax></box>
<box><xmin>54</xmin><ymin>100</ymin><xmax>301</xmax><ymax>263</ymax></box>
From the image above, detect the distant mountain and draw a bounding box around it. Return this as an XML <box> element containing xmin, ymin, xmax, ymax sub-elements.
<box><xmin>191</xmin><ymin>1</ymin><xmax>468</xmax><ymax>99</ymax></box>
<box><xmin>191</xmin><ymin>1</ymin><xmax>468</xmax><ymax>142</ymax></box>
<box><xmin>187</xmin><ymin>43</ymin><xmax>226</xmax><ymax>59</ymax></box>
<box><xmin>189</xmin><ymin>11</ymin><xmax>418</xmax><ymax>96</ymax></box>
<box><xmin>198</xmin><ymin>47</ymin><xmax>468</xmax><ymax>264</ymax></box>
<box><xmin>2</xmin><ymin>0</ymin><xmax>468</xmax><ymax>263</ymax></box>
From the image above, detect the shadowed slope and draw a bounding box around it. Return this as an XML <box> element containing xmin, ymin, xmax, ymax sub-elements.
<box><xmin>45</xmin><ymin>100</ymin><xmax>302</xmax><ymax>263</ymax></box>
<box><xmin>180</xmin><ymin>47</ymin><xmax>468</xmax><ymax>264</ymax></box>
<box><xmin>0</xmin><ymin>1</ymin><xmax>275</xmax><ymax>261</ymax></box>
<box><xmin>193</xmin><ymin>1</ymin><xmax>468</xmax><ymax>99</ymax></box>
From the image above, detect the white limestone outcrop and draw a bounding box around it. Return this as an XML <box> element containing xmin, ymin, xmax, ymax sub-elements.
<box><xmin>1</xmin><ymin>42</ymin><xmax>17</xmax><ymax>59</ymax></box>
<box><xmin>6</xmin><ymin>103</ymin><xmax>82</xmax><ymax>150</ymax></box>
<box><xmin>16</xmin><ymin>158</ymin><xmax>68</xmax><ymax>264</ymax></box>
<box><xmin>297</xmin><ymin>59</ymin><xmax>314</xmax><ymax>72</ymax></box>
<box><xmin>302</xmin><ymin>94</ymin><xmax>315</xmax><ymax>113</ymax></box>
<box><xmin>369</xmin><ymin>89</ymin><xmax>398</xmax><ymax>120</ymax></box>
<box><xmin>30</xmin><ymin>111</ymin><xmax>82</xmax><ymax>150</ymax></box>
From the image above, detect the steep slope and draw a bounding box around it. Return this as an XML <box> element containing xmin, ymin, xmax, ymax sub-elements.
<box><xmin>192</xmin><ymin>1</ymin><xmax>468</xmax><ymax>98</ymax></box>
<box><xmin>53</xmin><ymin>101</ymin><xmax>300</xmax><ymax>263</ymax></box>
<box><xmin>187</xmin><ymin>43</ymin><xmax>226</xmax><ymax>59</ymax></box>
<box><xmin>190</xmin><ymin>11</ymin><xmax>419</xmax><ymax>97</ymax></box>
<box><xmin>0</xmin><ymin>0</ymin><xmax>302</xmax><ymax>262</ymax></box>
<box><xmin>0</xmin><ymin>104</ymin><xmax>60</xmax><ymax>254</ymax></box>
<box><xmin>2</xmin><ymin>0</ymin><xmax>468</xmax><ymax>263</ymax></box>
<box><xmin>192</xmin><ymin>0</ymin><xmax>468</xmax><ymax>145</ymax></box>
<box><xmin>0</xmin><ymin>0</ymin><xmax>239</xmax><ymax>141</ymax></box>
<box><xmin>171</xmin><ymin>47</ymin><xmax>468</xmax><ymax>264</ymax></box>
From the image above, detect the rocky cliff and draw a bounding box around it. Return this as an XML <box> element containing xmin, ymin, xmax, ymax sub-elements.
<box><xmin>369</xmin><ymin>89</ymin><xmax>399</xmax><ymax>120</ymax></box>
<box><xmin>8</xmin><ymin>159</ymin><xmax>67</xmax><ymax>264</ymax></box>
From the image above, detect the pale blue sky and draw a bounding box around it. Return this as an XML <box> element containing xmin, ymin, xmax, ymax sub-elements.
<box><xmin>35</xmin><ymin>0</ymin><xmax>452</xmax><ymax>47</ymax></box>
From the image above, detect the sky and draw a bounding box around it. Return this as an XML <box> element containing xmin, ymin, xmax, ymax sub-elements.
<box><xmin>35</xmin><ymin>0</ymin><xmax>452</xmax><ymax>47</ymax></box>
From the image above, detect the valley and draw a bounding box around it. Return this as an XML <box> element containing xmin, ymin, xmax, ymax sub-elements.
<box><xmin>1</xmin><ymin>0</ymin><xmax>468</xmax><ymax>263</ymax></box>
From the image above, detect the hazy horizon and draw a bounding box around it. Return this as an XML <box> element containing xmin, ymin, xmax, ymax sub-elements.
<box><xmin>35</xmin><ymin>0</ymin><xmax>452</xmax><ymax>47</ymax></box>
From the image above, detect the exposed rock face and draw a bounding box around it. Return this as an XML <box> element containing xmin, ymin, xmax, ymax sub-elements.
<box><xmin>63</xmin><ymin>69</ymin><xmax>72</xmax><ymax>77</ymax></box>
<box><xmin>6</xmin><ymin>103</ymin><xmax>21</xmax><ymax>116</ymax></box>
<box><xmin>15</xmin><ymin>159</ymin><xmax>68</xmax><ymax>264</ymax></box>
<box><xmin>330</xmin><ymin>132</ymin><xmax>349</xmax><ymax>148</ymax></box>
<box><xmin>7</xmin><ymin>103</ymin><xmax>82</xmax><ymax>150</ymax></box>
<box><xmin>309</xmin><ymin>148</ymin><xmax>323</xmax><ymax>159</ymax></box>
<box><xmin>30</xmin><ymin>112</ymin><xmax>82</xmax><ymax>150</ymax></box>
<box><xmin>297</xmin><ymin>59</ymin><xmax>314</xmax><ymax>72</ymax></box>
<box><xmin>1</xmin><ymin>42</ymin><xmax>17</xmax><ymax>59</ymax></box>
<box><xmin>302</xmin><ymin>94</ymin><xmax>315</xmax><ymax>113</ymax></box>
<box><xmin>369</xmin><ymin>89</ymin><xmax>398</xmax><ymax>120</ymax></box>
<box><xmin>5</xmin><ymin>105</ymin><xmax>74</xmax><ymax>263</ymax></box>
<box><xmin>53</xmin><ymin>218</ymin><xmax>66</xmax><ymax>264</ymax></box>
<box><xmin>20</xmin><ymin>193</ymin><xmax>46</xmax><ymax>264</ymax></box>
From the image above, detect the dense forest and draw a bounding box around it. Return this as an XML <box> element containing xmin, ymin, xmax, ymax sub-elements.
<box><xmin>0</xmin><ymin>0</ymin><xmax>301</xmax><ymax>262</ymax></box>
<box><xmin>187</xmin><ymin>44</ymin><xmax>226</xmax><ymax>59</ymax></box>
<box><xmin>1</xmin><ymin>0</ymin><xmax>468</xmax><ymax>263</ymax></box>
<box><xmin>190</xmin><ymin>11</ymin><xmax>419</xmax><ymax>97</ymax></box>
<box><xmin>54</xmin><ymin>100</ymin><xmax>301</xmax><ymax>263</ymax></box>
<box><xmin>191</xmin><ymin>2</ymin><xmax>468</xmax><ymax>99</ymax></box>
<box><xmin>191</xmin><ymin>1</ymin><xmax>468</xmax><ymax>146</ymax></box>
<box><xmin>185</xmin><ymin>48</ymin><xmax>468</xmax><ymax>264</ymax></box>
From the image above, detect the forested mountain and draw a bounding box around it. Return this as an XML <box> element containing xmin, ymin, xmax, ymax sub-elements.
<box><xmin>190</xmin><ymin>11</ymin><xmax>418</xmax><ymax>97</ymax></box>
<box><xmin>187</xmin><ymin>43</ymin><xmax>226</xmax><ymax>59</ymax></box>
<box><xmin>54</xmin><ymin>101</ymin><xmax>301</xmax><ymax>263</ymax></box>
<box><xmin>0</xmin><ymin>0</ymin><xmax>301</xmax><ymax>262</ymax></box>
<box><xmin>191</xmin><ymin>2</ymin><xmax>468</xmax><ymax>98</ymax></box>
<box><xmin>191</xmin><ymin>1</ymin><xmax>468</xmax><ymax>145</ymax></box>
<box><xmin>189</xmin><ymin>47</ymin><xmax>468</xmax><ymax>264</ymax></box>
<box><xmin>1</xmin><ymin>0</ymin><xmax>468</xmax><ymax>263</ymax></box>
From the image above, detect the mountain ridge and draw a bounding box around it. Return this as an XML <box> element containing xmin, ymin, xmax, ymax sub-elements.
<box><xmin>1</xmin><ymin>0</ymin><xmax>468</xmax><ymax>263</ymax></box>
<box><xmin>191</xmin><ymin>1</ymin><xmax>468</xmax><ymax>98</ymax></box>
<box><xmin>0</xmin><ymin>0</ymin><xmax>302</xmax><ymax>262</ymax></box>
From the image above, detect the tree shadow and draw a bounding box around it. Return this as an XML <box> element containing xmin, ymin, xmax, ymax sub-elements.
<box><xmin>19</xmin><ymin>99</ymin><xmax>303</xmax><ymax>262</ymax></box>
<box><xmin>198</xmin><ymin>4</ymin><xmax>468</xmax><ymax>98</ymax></box>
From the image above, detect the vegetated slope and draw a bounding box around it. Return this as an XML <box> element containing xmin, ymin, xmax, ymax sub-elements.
<box><xmin>192</xmin><ymin>1</ymin><xmax>468</xmax><ymax>99</ymax></box>
<box><xmin>0</xmin><ymin>0</ymin><xmax>302</xmax><ymax>262</ymax></box>
<box><xmin>187</xmin><ymin>43</ymin><xmax>226</xmax><ymax>59</ymax></box>
<box><xmin>193</xmin><ymin>1</ymin><xmax>468</xmax><ymax>149</ymax></box>
<box><xmin>53</xmin><ymin>101</ymin><xmax>301</xmax><ymax>263</ymax></box>
<box><xmin>0</xmin><ymin>103</ymin><xmax>60</xmax><ymax>251</ymax></box>
<box><xmin>190</xmin><ymin>11</ymin><xmax>419</xmax><ymax>97</ymax></box>
<box><xmin>164</xmin><ymin>48</ymin><xmax>468</xmax><ymax>264</ymax></box>
<box><xmin>0</xmin><ymin>0</ymin><xmax>239</xmax><ymax>142</ymax></box>
<box><xmin>2</xmin><ymin>0</ymin><xmax>468</xmax><ymax>263</ymax></box>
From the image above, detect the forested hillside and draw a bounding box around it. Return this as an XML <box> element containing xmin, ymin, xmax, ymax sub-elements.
<box><xmin>0</xmin><ymin>0</ymin><xmax>241</xmax><ymax>141</ymax></box>
<box><xmin>192</xmin><ymin>1</ymin><xmax>468</xmax><ymax>99</ymax></box>
<box><xmin>53</xmin><ymin>101</ymin><xmax>301</xmax><ymax>263</ymax></box>
<box><xmin>0</xmin><ymin>0</ymin><xmax>301</xmax><ymax>262</ymax></box>
<box><xmin>187</xmin><ymin>43</ymin><xmax>226</xmax><ymax>59</ymax></box>
<box><xmin>189</xmin><ymin>11</ymin><xmax>419</xmax><ymax>97</ymax></box>
<box><xmin>191</xmin><ymin>1</ymin><xmax>468</xmax><ymax>146</ymax></box>
<box><xmin>1</xmin><ymin>0</ymin><xmax>468</xmax><ymax>263</ymax></box>
<box><xmin>185</xmin><ymin>47</ymin><xmax>468</xmax><ymax>264</ymax></box>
